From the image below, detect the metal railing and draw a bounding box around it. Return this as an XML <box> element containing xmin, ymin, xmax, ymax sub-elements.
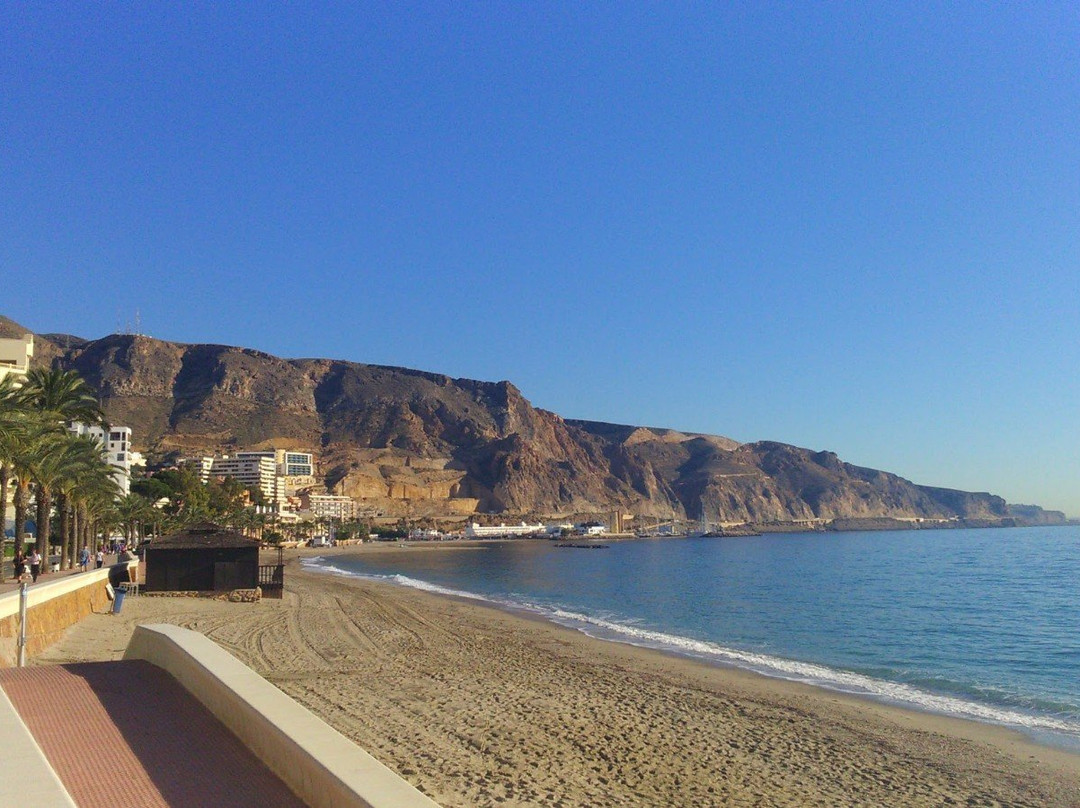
<box><xmin>257</xmin><ymin>564</ymin><xmax>284</xmax><ymax>598</ymax></box>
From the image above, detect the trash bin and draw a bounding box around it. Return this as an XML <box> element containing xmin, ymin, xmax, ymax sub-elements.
<box><xmin>113</xmin><ymin>584</ymin><xmax>128</xmax><ymax>614</ymax></box>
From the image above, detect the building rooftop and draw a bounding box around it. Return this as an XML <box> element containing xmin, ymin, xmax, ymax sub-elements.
<box><xmin>150</xmin><ymin>522</ymin><xmax>260</xmax><ymax>551</ymax></box>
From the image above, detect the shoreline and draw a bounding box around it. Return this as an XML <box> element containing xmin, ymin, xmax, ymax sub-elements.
<box><xmin>35</xmin><ymin>544</ymin><xmax>1080</xmax><ymax>806</ymax></box>
<box><xmin>301</xmin><ymin>541</ymin><xmax>1080</xmax><ymax>756</ymax></box>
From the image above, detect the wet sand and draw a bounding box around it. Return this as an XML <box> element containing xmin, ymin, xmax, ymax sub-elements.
<box><xmin>33</xmin><ymin>546</ymin><xmax>1080</xmax><ymax>807</ymax></box>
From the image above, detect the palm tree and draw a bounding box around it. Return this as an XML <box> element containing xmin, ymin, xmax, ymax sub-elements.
<box><xmin>115</xmin><ymin>493</ymin><xmax>154</xmax><ymax>545</ymax></box>
<box><xmin>29</xmin><ymin>428</ymin><xmax>76</xmax><ymax>563</ymax></box>
<box><xmin>79</xmin><ymin>476</ymin><xmax>119</xmax><ymax>557</ymax></box>
<box><xmin>0</xmin><ymin>375</ymin><xmax>31</xmax><ymax>550</ymax></box>
<box><xmin>54</xmin><ymin>436</ymin><xmax>113</xmax><ymax>568</ymax></box>
<box><xmin>19</xmin><ymin>368</ymin><xmax>107</xmax><ymax>558</ymax></box>
<box><xmin>71</xmin><ymin>439</ymin><xmax>118</xmax><ymax>560</ymax></box>
<box><xmin>21</xmin><ymin>368</ymin><xmax>105</xmax><ymax>428</ymax></box>
<box><xmin>7</xmin><ymin>415</ymin><xmax>57</xmax><ymax>556</ymax></box>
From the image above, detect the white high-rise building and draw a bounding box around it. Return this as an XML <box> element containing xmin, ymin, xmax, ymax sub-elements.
<box><xmin>209</xmin><ymin>455</ymin><xmax>283</xmax><ymax>504</ymax></box>
<box><xmin>68</xmin><ymin>423</ymin><xmax>133</xmax><ymax>496</ymax></box>
<box><xmin>178</xmin><ymin>448</ymin><xmax>317</xmax><ymax>508</ymax></box>
<box><xmin>236</xmin><ymin>449</ymin><xmax>316</xmax><ymax>494</ymax></box>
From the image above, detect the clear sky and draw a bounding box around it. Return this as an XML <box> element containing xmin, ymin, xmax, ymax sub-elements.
<box><xmin>3</xmin><ymin>4</ymin><xmax>1078</xmax><ymax>516</ymax></box>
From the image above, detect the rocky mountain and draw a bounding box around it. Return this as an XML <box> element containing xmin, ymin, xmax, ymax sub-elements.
<box><xmin>4</xmin><ymin>315</ymin><xmax>1064</xmax><ymax>527</ymax></box>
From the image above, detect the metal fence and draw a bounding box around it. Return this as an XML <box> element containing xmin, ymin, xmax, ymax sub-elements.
<box><xmin>257</xmin><ymin>564</ymin><xmax>284</xmax><ymax>599</ymax></box>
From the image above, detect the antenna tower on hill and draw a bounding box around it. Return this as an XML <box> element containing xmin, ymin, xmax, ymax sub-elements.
<box><xmin>119</xmin><ymin>309</ymin><xmax>144</xmax><ymax>337</ymax></box>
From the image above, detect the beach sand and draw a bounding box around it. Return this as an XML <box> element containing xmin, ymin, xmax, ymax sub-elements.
<box><xmin>33</xmin><ymin>546</ymin><xmax>1080</xmax><ymax>807</ymax></box>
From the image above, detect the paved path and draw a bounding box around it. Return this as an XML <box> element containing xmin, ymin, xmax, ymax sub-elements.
<box><xmin>0</xmin><ymin>557</ymin><xmax>117</xmax><ymax>595</ymax></box>
<box><xmin>0</xmin><ymin>660</ymin><xmax>307</xmax><ymax>808</ymax></box>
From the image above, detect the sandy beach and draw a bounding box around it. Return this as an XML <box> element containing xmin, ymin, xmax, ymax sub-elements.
<box><xmin>34</xmin><ymin>545</ymin><xmax>1080</xmax><ymax>807</ymax></box>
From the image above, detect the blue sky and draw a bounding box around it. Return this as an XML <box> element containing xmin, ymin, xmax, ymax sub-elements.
<box><xmin>3</xmin><ymin>3</ymin><xmax>1078</xmax><ymax>516</ymax></box>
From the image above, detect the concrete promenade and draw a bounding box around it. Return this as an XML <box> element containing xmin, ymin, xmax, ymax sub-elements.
<box><xmin>0</xmin><ymin>554</ymin><xmax>123</xmax><ymax>595</ymax></box>
<box><xmin>0</xmin><ymin>659</ymin><xmax>307</xmax><ymax>807</ymax></box>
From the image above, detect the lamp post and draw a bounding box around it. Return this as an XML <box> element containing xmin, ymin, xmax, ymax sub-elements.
<box><xmin>17</xmin><ymin>575</ymin><xmax>29</xmax><ymax>667</ymax></box>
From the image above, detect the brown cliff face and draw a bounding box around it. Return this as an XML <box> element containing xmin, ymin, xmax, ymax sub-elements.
<box><xmin>60</xmin><ymin>335</ymin><xmax>322</xmax><ymax>451</ymax></box>
<box><xmin>23</xmin><ymin>325</ymin><xmax>1049</xmax><ymax>524</ymax></box>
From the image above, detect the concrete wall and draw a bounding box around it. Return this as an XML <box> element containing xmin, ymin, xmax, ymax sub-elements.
<box><xmin>124</xmin><ymin>624</ymin><xmax>440</xmax><ymax>808</ymax></box>
<box><xmin>0</xmin><ymin>569</ymin><xmax>115</xmax><ymax>667</ymax></box>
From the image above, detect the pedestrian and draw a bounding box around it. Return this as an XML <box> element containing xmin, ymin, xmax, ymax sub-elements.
<box><xmin>96</xmin><ymin>548</ymin><xmax>104</xmax><ymax>569</ymax></box>
<box><xmin>13</xmin><ymin>549</ymin><xmax>25</xmax><ymax>580</ymax></box>
<box><xmin>29</xmin><ymin>549</ymin><xmax>42</xmax><ymax>583</ymax></box>
<box><xmin>79</xmin><ymin>545</ymin><xmax>91</xmax><ymax>572</ymax></box>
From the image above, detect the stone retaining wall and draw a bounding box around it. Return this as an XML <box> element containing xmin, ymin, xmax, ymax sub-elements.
<box><xmin>0</xmin><ymin>568</ymin><xmax>122</xmax><ymax>668</ymax></box>
<box><xmin>141</xmin><ymin>588</ymin><xmax>262</xmax><ymax>602</ymax></box>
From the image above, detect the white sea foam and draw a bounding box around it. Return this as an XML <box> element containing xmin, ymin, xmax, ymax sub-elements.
<box><xmin>302</xmin><ymin>557</ymin><xmax>1080</xmax><ymax>740</ymax></box>
<box><xmin>301</xmin><ymin>559</ymin><xmax>496</xmax><ymax>603</ymax></box>
<box><xmin>536</xmin><ymin>607</ymin><xmax>1080</xmax><ymax>736</ymax></box>
<box><xmin>386</xmin><ymin>574</ymin><xmax>495</xmax><ymax>603</ymax></box>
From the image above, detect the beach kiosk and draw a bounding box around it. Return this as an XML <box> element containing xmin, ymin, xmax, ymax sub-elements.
<box><xmin>144</xmin><ymin>522</ymin><xmax>260</xmax><ymax>593</ymax></box>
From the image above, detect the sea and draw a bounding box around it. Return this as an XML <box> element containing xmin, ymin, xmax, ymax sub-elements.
<box><xmin>302</xmin><ymin>525</ymin><xmax>1080</xmax><ymax>751</ymax></box>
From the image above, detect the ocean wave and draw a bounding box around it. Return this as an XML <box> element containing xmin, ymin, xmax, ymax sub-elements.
<box><xmin>301</xmin><ymin>558</ymin><xmax>496</xmax><ymax>603</ymax></box>
<box><xmin>385</xmin><ymin>574</ymin><xmax>496</xmax><ymax>603</ymax></box>
<box><xmin>301</xmin><ymin>557</ymin><xmax>1080</xmax><ymax>740</ymax></box>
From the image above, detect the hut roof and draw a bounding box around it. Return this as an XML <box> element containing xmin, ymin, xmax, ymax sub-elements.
<box><xmin>149</xmin><ymin>522</ymin><xmax>260</xmax><ymax>551</ymax></box>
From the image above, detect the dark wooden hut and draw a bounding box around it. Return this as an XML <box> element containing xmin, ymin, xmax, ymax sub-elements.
<box><xmin>145</xmin><ymin>522</ymin><xmax>260</xmax><ymax>592</ymax></box>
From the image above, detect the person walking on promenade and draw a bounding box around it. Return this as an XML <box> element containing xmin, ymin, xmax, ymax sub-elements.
<box><xmin>95</xmin><ymin>548</ymin><xmax>104</xmax><ymax>569</ymax></box>
<box><xmin>79</xmin><ymin>545</ymin><xmax>90</xmax><ymax>572</ymax></box>
<box><xmin>29</xmin><ymin>549</ymin><xmax>41</xmax><ymax>583</ymax></box>
<box><xmin>13</xmin><ymin>549</ymin><xmax>25</xmax><ymax>581</ymax></box>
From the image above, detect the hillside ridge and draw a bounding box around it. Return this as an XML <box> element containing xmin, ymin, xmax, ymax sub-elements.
<box><xmin>10</xmin><ymin>322</ymin><xmax>1065</xmax><ymax>527</ymax></box>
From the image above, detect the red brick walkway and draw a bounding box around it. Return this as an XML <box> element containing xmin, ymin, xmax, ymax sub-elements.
<box><xmin>0</xmin><ymin>660</ymin><xmax>307</xmax><ymax>808</ymax></box>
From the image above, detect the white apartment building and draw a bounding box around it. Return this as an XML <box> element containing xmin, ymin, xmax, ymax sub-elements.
<box><xmin>68</xmin><ymin>423</ymin><xmax>133</xmax><ymax>496</ymax></box>
<box><xmin>281</xmin><ymin>451</ymin><xmax>314</xmax><ymax>477</ymax></box>
<box><xmin>180</xmin><ymin>456</ymin><xmax>216</xmax><ymax>483</ymax></box>
<box><xmin>0</xmin><ymin>333</ymin><xmax>33</xmax><ymax>384</ymax></box>
<box><xmin>301</xmin><ymin>493</ymin><xmax>358</xmax><ymax>521</ymax></box>
<box><xmin>236</xmin><ymin>450</ymin><xmax>316</xmax><ymax>494</ymax></box>
<box><xmin>178</xmin><ymin>448</ymin><xmax>318</xmax><ymax>509</ymax></box>
<box><xmin>209</xmin><ymin>455</ymin><xmax>284</xmax><ymax>504</ymax></box>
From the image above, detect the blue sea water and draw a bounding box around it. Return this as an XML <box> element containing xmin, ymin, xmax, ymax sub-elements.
<box><xmin>303</xmin><ymin>525</ymin><xmax>1080</xmax><ymax>750</ymax></box>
